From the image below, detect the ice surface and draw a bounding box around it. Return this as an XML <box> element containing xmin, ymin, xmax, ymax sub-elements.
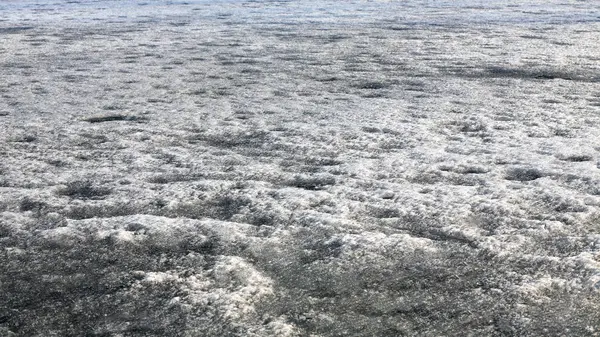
<box><xmin>1</xmin><ymin>0</ymin><xmax>600</xmax><ymax>335</ymax></box>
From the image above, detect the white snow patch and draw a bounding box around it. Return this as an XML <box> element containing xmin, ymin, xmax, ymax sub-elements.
<box><xmin>339</xmin><ymin>232</ymin><xmax>438</xmax><ymax>255</ymax></box>
<box><xmin>143</xmin><ymin>271</ymin><xmax>180</xmax><ymax>284</ymax></box>
<box><xmin>40</xmin><ymin>226</ymin><xmax>84</xmax><ymax>247</ymax></box>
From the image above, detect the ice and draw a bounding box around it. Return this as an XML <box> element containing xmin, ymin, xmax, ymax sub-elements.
<box><xmin>1</xmin><ymin>0</ymin><xmax>600</xmax><ymax>335</ymax></box>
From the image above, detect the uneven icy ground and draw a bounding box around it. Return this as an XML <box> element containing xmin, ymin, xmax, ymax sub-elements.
<box><xmin>1</xmin><ymin>0</ymin><xmax>600</xmax><ymax>335</ymax></box>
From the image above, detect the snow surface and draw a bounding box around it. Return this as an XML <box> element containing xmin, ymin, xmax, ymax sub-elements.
<box><xmin>1</xmin><ymin>0</ymin><xmax>600</xmax><ymax>335</ymax></box>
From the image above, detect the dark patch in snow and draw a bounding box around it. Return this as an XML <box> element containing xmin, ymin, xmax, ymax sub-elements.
<box><xmin>83</xmin><ymin>115</ymin><xmax>148</xmax><ymax>123</ymax></box>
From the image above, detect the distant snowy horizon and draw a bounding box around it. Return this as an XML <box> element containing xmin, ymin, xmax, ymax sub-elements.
<box><xmin>2</xmin><ymin>0</ymin><xmax>599</xmax><ymax>27</ymax></box>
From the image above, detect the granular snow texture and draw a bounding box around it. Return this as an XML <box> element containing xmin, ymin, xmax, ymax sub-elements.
<box><xmin>1</xmin><ymin>0</ymin><xmax>600</xmax><ymax>336</ymax></box>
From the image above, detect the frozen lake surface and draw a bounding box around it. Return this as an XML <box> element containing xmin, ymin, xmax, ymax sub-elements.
<box><xmin>1</xmin><ymin>1</ymin><xmax>600</xmax><ymax>336</ymax></box>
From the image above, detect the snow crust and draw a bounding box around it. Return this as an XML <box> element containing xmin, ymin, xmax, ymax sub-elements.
<box><xmin>1</xmin><ymin>0</ymin><xmax>600</xmax><ymax>335</ymax></box>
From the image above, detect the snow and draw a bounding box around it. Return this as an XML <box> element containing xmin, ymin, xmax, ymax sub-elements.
<box><xmin>1</xmin><ymin>0</ymin><xmax>600</xmax><ymax>335</ymax></box>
